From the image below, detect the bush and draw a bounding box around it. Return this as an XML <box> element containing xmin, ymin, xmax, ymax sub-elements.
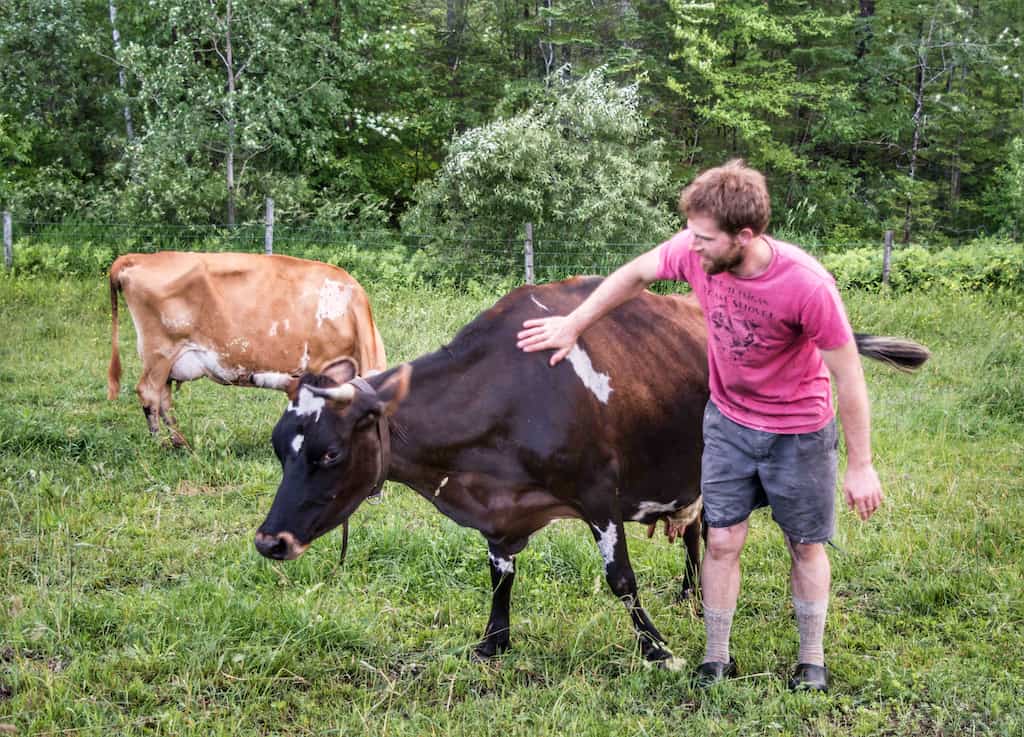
<box><xmin>821</xmin><ymin>238</ymin><xmax>1024</xmax><ymax>293</ymax></box>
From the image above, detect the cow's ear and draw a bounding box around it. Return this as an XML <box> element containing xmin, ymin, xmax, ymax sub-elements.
<box><xmin>376</xmin><ymin>363</ymin><xmax>411</xmax><ymax>417</ymax></box>
<box><xmin>322</xmin><ymin>357</ymin><xmax>358</xmax><ymax>386</ymax></box>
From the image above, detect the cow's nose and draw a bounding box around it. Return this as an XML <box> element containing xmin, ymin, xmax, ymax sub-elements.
<box><xmin>254</xmin><ymin>532</ymin><xmax>289</xmax><ymax>560</ymax></box>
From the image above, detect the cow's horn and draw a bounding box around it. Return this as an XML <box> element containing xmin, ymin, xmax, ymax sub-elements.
<box><xmin>308</xmin><ymin>383</ymin><xmax>356</xmax><ymax>403</ymax></box>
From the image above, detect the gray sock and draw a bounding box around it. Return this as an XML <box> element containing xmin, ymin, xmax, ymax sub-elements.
<box><xmin>793</xmin><ymin>597</ymin><xmax>828</xmax><ymax>666</ymax></box>
<box><xmin>702</xmin><ymin>605</ymin><xmax>735</xmax><ymax>664</ymax></box>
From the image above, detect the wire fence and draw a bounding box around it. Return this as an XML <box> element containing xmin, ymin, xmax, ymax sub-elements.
<box><xmin>1</xmin><ymin>213</ymin><xmax>908</xmax><ymax>289</ymax></box>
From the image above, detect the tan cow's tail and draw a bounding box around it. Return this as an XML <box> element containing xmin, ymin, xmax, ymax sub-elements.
<box><xmin>370</xmin><ymin>323</ymin><xmax>387</xmax><ymax>372</ymax></box>
<box><xmin>354</xmin><ymin>289</ymin><xmax>387</xmax><ymax>374</ymax></box>
<box><xmin>108</xmin><ymin>259</ymin><xmax>124</xmax><ymax>399</ymax></box>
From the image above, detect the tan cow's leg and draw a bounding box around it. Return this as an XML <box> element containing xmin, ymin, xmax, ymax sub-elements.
<box><xmin>136</xmin><ymin>360</ymin><xmax>188</xmax><ymax>448</ymax></box>
<box><xmin>159</xmin><ymin>381</ymin><xmax>188</xmax><ymax>448</ymax></box>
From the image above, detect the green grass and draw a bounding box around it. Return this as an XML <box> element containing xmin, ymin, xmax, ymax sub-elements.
<box><xmin>1</xmin><ymin>275</ymin><xmax>1022</xmax><ymax>736</ymax></box>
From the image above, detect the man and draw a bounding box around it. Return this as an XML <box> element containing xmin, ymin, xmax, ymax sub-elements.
<box><xmin>516</xmin><ymin>160</ymin><xmax>882</xmax><ymax>692</ymax></box>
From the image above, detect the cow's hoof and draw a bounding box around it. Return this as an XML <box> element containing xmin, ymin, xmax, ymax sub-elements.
<box><xmin>470</xmin><ymin>640</ymin><xmax>508</xmax><ymax>662</ymax></box>
<box><xmin>642</xmin><ymin>653</ymin><xmax>686</xmax><ymax>672</ymax></box>
<box><xmin>159</xmin><ymin>432</ymin><xmax>190</xmax><ymax>450</ymax></box>
<box><xmin>640</xmin><ymin>641</ymin><xmax>674</xmax><ymax>663</ymax></box>
<box><xmin>676</xmin><ymin>585</ymin><xmax>697</xmax><ymax>602</ymax></box>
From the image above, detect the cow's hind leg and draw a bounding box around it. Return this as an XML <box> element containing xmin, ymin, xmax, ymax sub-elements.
<box><xmin>136</xmin><ymin>374</ymin><xmax>164</xmax><ymax>439</ymax></box>
<box><xmin>473</xmin><ymin>541</ymin><xmax>516</xmax><ymax>660</ymax></box>
<box><xmin>136</xmin><ymin>362</ymin><xmax>187</xmax><ymax>448</ymax></box>
<box><xmin>589</xmin><ymin>517</ymin><xmax>672</xmax><ymax>663</ymax></box>
<box><xmin>158</xmin><ymin>380</ymin><xmax>188</xmax><ymax>448</ymax></box>
<box><xmin>678</xmin><ymin>517</ymin><xmax>703</xmax><ymax>602</ymax></box>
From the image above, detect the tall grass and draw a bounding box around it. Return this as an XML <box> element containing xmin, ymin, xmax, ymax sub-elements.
<box><xmin>0</xmin><ymin>275</ymin><xmax>1022</xmax><ymax>736</ymax></box>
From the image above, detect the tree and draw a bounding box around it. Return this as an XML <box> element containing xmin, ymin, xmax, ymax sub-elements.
<box><xmin>852</xmin><ymin>0</ymin><xmax>1023</xmax><ymax>242</ymax></box>
<box><xmin>986</xmin><ymin>137</ymin><xmax>1024</xmax><ymax>239</ymax></box>
<box><xmin>402</xmin><ymin>67</ymin><xmax>675</xmax><ymax>252</ymax></box>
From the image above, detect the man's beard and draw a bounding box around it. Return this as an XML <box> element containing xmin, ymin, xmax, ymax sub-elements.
<box><xmin>700</xmin><ymin>239</ymin><xmax>744</xmax><ymax>275</ymax></box>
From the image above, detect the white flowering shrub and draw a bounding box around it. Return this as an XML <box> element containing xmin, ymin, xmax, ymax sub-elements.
<box><xmin>402</xmin><ymin>68</ymin><xmax>676</xmax><ymax>262</ymax></box>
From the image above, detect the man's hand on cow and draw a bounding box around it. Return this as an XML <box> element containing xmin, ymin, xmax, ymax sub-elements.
<box><xmin>844</xmin><ymin>462</ymin><xmax>883</xmax><ymax>521</ymax></box>
<box><xmin>516</xmin><ymin>316</ymin><xmax>579</xmax><ymax>366</ymax></box>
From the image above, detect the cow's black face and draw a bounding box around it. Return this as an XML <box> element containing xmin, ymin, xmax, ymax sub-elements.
<box><xmin>254</xmin><ymin>365</ymin><xmax>410</xmax><ymax>560</ymax></box>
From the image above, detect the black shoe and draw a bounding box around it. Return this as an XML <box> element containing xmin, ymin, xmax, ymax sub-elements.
<box><xmin>694</xmin><ymin>657</ymin><xmax>738</xmax><ymax>686</ymax></box>
<box><xmin>788</xmin><ymin>663</ymin><xmax>829</xmax><ymax>692</ymax></box>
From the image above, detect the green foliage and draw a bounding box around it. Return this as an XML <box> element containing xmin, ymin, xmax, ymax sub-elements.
<box><xmin>402</xmin><ymin>67</ymin><xmax>676</xmax><ymax>267</ymax></box>
<box><xmin>985</xmin><ymin>136</ymin><xmax>1024</xmax><ymax>238</ymax></box>
<box><xmin>821</xmin><ymin>238</ymin><xmax>1024</xmax><ymax>292</ymax></box>
<box><xmin>0</xmin><ymin>0</ymin><xmax>1022</xmax><ymax>242</ymax></box>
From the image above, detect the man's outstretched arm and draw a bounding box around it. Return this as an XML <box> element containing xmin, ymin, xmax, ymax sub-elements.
<box><xmin>516</xmin><ymin>247</ymin><xmax>663</xmax><ymax>365</ymax></box>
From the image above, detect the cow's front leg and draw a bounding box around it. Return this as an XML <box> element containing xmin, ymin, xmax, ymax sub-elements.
<box><xmin>590</xmin><ymin>518</ymin><xmax>672</xmax><ymax>662</ymax></box>
<box><xmin>473</xmin><ymin>541</ymin><xmax>516</xmax><ymax>660</ymax></box>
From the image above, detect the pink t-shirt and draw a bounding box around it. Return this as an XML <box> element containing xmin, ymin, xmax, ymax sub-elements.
<box><xmin>657</xmin><ymin>229</ymin><xmax>854</xmax><ymax>433</ymax></box>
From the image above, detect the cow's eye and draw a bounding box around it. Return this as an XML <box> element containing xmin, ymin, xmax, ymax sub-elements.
<box><xmin>355</xmin><ymin>410</ymin><xmax>379</xmax><ymax>431</ymax></box>
<box><xmin>320</xmin><ymin>449</ymin><xmax>341</xmax><ymax>466</ymax></box>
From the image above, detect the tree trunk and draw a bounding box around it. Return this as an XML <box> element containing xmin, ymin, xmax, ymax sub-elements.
<box><xmin>902</xmin><ymin>24</ymin><xmax>929</xmax><ymax>244</ymax></box>
<box><xmin>108</xmin><ymin>0</ymin><xmax>134</xmax><ymax>142</ymax></box>
<box><xmin>855</xmin><ymin>1</ymin><xmax>875</xmax><ymax>60</ymax></box>
<box><xmin>540</xmin><ymin>0</ymin><xmax>555</xmax><ymax>80</ymax></box>
<box><xmin>225</xmin><ymin>0</ymin><xmax>237</xmax><ymax>227</ymax></box>
<box><xmin>446</xmin><ymin>0</ymin><xmax>467</xmax><ymax>69</ymax></box>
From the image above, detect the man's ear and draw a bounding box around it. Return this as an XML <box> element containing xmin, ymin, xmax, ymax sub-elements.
<box><xmin>735</xmin><ymin>227</ymin><xmax>757</xmax><ymax>246</ymax></box>
<box><xmin>376</xmin><ymin>363</ymin><xmax>412</xmax><ymax>417</ymax></box>
<box><xmin>322</xmin><ymin>357</ymin><xmax>358</xmax><ymax>386</ymax></box>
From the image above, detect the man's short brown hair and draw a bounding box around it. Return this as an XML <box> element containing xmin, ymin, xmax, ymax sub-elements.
<box><xmin>678</xmin><ymin>159</ymin><xmax>771</xmax><ymax>235</ymax></box>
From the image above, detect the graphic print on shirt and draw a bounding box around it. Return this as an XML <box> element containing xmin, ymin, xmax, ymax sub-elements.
<box><xmin>705</xmin><ymin>279</ymin><xmax>775</xmax><ymax>364</ymax></box>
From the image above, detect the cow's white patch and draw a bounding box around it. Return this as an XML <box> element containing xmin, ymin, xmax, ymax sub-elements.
<box><xmin>228</xmin><ymin>336</ymin><xmax>251</xmax><ymax>353</ymax></box>
<box><xmin>299</xmin><ymin>342</ymin><xmax>310</xmax><ymax>372</ymax></box>
<box><xmin>291</xmin><ymin>434</ymin><xmax>304</xmax><ymax>455</ymax></box>
<box><xmin>530</xmin><ymin>295</ymin><xmax>550</xmax><ymax>312</ymax></box>
<box><xmin>434</xmin><ymin>476</ymin><xmax>449</xmax><ymax>496</ymax></box>
<box><xmin>170</xmin><ymin>344</ymin><xmax>242</xmax><ymax>383</ymax></box>
<box><xmin>160</xmin><ymin>311</ymin><xmax>192</xmax><ymax>331</ymax></box>
<box><xmin>567</xmin><ymin>345</ymin><xmax>613</xmax><ymax>404</ymax></box>
<box><xmin>290</xmin><ymin>387</ymin><xmax>325</xmax><ymax>420</ymax></box>
<box><xmin>316</xmin><ymin>279</ymin><xmax>353</xmax><ymax>327</ymax></box>
<box><xmin>252</xmin><ymin>372</ymin><xmax>292</xmax><ymax>390</ymax></box>
<box><xmin>592</xmin><ymin>522</ymin><xmax>618</xmax><ymax>571</ymax></box>
<box><xmin>269</xmin><ymin>321</ymin><xmax>279</xmax><ymax>337</ymax></box>
<box><xmin>631</xmin><ymin>500</ymin><xmax>679</xmax><ymax>522</ymax></box>
<box><xmin>284</xmin><ymin>319</ymin><xmax>291</xmax><ymax>332</ymax></box>
<box><xmin>488</xmin><ymin>552</ymin><xmax>515</xmax><ymax>575</ymax></box>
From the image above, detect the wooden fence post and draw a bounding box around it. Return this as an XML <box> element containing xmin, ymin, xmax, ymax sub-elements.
<box><xmin>882</xmin><ymin>229</ymin><xmax>893</xmax><ymax>287</ymax></box>
<box><xmin>264</xmin><ymin>198</ymin><xmax>274</xmax><ymax>256</ymax></box>
<box><xmin>3</xmin><ymin>211</ymin><xmax>12</xmax><ymax>269</ymax></box>
<box><xmin>524</xmin><ymin>222</ymin><xmax>534</xmax><ymax>285</ymax></box>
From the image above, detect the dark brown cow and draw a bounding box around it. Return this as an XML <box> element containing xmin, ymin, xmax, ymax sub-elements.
<box><xmin>253</xmin><ymin>276</ymin><xmax>928</xmax><ymax>664</ymax></box>
<box><xmin>255</xmin><ymin>277</ymin><xmax>706</xmax><ymax>663</ymax></box>
<box><xmin>108</xmin><ymin>251</ymin><xmax>387</xmax><ymax>447</ymax></box>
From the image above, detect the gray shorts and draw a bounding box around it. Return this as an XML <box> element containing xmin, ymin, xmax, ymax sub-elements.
<box><xmin>701</xmin><ymin>400</ymin><xmax>838</xmax><ymax>544</ymax></box>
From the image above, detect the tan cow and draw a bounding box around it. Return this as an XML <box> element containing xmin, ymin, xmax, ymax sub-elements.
<box><xmin>108</xmin><ymin>251</ymin><xmax>387</xmax><ymax>447</ymax></box>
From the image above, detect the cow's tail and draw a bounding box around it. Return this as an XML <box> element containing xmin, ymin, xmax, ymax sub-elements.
<box><xmin>854</xmin><ymin>333</ymin><xmax>930</xmax><ymax>372</ymax></box>
<box><xmin>108</xmin><ymin>259</ymin><xmax>125</xmax><ymax>399</ymax></box>
<box><xmin>361</xmin><ymin>299</ymin><xmax>388</xmax><ymax>373</ymax></box>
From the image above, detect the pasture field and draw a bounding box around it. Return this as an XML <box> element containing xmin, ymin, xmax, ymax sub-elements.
<box><xmin>1</xmin><ymin>274</ymin><xmax>1022</xmax><ymax>737</ymax></box>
